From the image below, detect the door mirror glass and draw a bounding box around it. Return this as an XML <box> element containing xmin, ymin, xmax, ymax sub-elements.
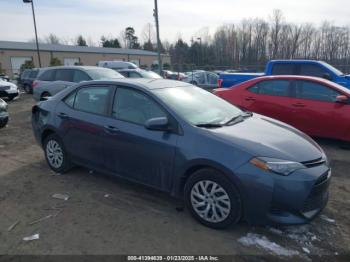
<box><xmin>145</xmin><ymin>117</ymin><xmax>169</xmax><ymax>131</ymax></box>
<box><xmin>335</xmin><ymin>95</ymin><xmax>348</xmax><ymax>103</ymax></box>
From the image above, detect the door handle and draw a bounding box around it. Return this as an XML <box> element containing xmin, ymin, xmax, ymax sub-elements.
<box><xmin>104</xmin><ymin>125</ymin><xmax>119</xmax><ymax>134</ymax></box>
<box><xmin>245</xmin><ymin>97</ymin><xmax>256</xmax><ymax>101</ymax></box>
<box><xmin>291</xmin><ymin>103</ymin><xmax>305</xmax><ymax>107</ymax></box>
<box><xmin>58</xmin><ymin>112</ymin><xmax>70</xmax><ymax>119</ymax></box>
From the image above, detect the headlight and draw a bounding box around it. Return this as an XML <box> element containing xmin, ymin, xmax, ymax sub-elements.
<box><xmin>250</xmin><ymin>157</ymin><xmax>306</xmax><ymax>176</ymax></box>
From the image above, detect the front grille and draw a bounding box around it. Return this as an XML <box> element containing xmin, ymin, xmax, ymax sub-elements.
<box><xmin>302</xmin><ymin>170</ymin><xmax>330</xmax><ymax>214</ymax></box>
<box><xmin>302</xmin><ymin>157</ymin><xmax>326</xmax><ymax>168</ymax></box>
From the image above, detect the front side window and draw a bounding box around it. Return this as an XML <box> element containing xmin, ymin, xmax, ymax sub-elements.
<box><xmin>112</xmin><ymin>88</ymin><xmax>166</xmax><ymax>125</ymax></box>
<box><xmin>86</xmin><ymin>68</ymin><xmax>124</xmax><ymax>80</ymax></box>
<box><xmin>300</xmin><ymin>64</ymin><xmax>328</xmax><ymax>78</ymax></box>
<box><xmin>73</xmin><ymin>70</ymin><xmax>91</xmax><ymax>83</ymax></box>
<box><xmin>155</xmin><ymin>86</ymin><xmax>242</xmax><ymax>125</ymax></box>
<box><xmin>256</xmin><ymin>80</ymin><xmax>291</xmax><ymax>97</ymax></box>
<box><xmin>55</xmin><ymin>69</ymin><xmax>74</xmax><ymax>82</ymax></box>
<box><xmin>128</xmin><ymin>72</ymin><xmax>142</xmax><ymax>78</ymax></box>
<box><xmin>295</xmin><ymin>81</ymin><xmax>341</xmax><ymax>102</ymax></box>
<box><xmin>74</xmin><ymin>86</ymin><xmax>111</xmax><ymax>115</ymax></box>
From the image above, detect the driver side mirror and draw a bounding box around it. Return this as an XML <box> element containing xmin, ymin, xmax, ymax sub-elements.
<box><xmin>335</xmin><ymin>95</ymin><xmax>348</xmax><ymax>104</ymax></box>
<box><xmin>145</xmin><ymin>117</ymin><xmax>169</xmax><ymax>131</ymax></box>
<box><xmin>322</xmin><ymin>73</ymin><xmax>332</xmax><ymax>81</ymax></box>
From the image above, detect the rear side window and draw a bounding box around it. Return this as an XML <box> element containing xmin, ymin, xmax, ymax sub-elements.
<box><xmin>38</xmin><ymin>69</ymin><xmax>55</xmax><ymax>81</ymax></box>
<box><xmin>299</xmin><ymin>64</ymin><xmax>328</xmax><ymax>77</ymax></box>
<box><xmin>295</xmin><ymin>81</ymin><xmax>341</xmax><ymax>102</ymax></box>
<box><xmin>22</xmin><ymin>70</ymin><xmax>30</xmax><ymax>78</ymax></box>
<box><xmin>55</xmin><ymin>69</ymin><xmax>74</xmax><ymax>82</ymax></box>
<box><xmin>251</xmin><ymin>80</ymin><xmax>291</xmax><ymax>97</ymax></box>
<box><xmin>74</xmin><ymin>86</ymin><xmax>111</xmax><ymax>115</ymax></box>
<box><xmin>64</xmin><ymin>92</ymin><xmax>76</xmax><ymax>107</ymax></box>
<box><xmin>73</xmin><ymin>70</ymin><xmax>91</xmax><ymax>83</ymax></box>
<box><xmin>271</xmin><ymin>64</ymin><xmax>296</xmax><ymax>75</ymax></box>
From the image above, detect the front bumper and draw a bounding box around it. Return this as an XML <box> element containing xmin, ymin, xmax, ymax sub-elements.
<box><xmin>234</xmin><ymin>162</ymin><xmax>331</xmax><ymax>225</ymax></box>
<box><xmin>0</xmin><ymin>89</ymin><xmax>19</xmax><ymax>99</ymax></box>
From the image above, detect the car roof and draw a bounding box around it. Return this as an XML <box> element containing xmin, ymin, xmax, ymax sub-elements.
<box><xmin>40</xmin><ymin>66</ymin><xmax>105</xmax><ymax>71</ymax></box>
<box><xmin>77</xmin><ymin>78</ymin><xmax>191</xmax><ymax>90</ymax></box>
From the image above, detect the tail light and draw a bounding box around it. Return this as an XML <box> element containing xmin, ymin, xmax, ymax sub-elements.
<box><xmin>32</xmin><ymin>81</ymin><xmax>38</xmax><ymax>89</ymax></box>
<box><xmin>217</xmin><ymin>79</ymin><xmax>223</xmax><ymax>88</ymax></box>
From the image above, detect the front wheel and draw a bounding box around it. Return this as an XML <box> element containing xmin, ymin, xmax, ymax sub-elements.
<box><xmin>184</xmin><ymin>169</ymin><xmax>242</xmax><ymax>229</ymax></box>
<box><xmin>44</xmin><ymin>134</ymin><xmax>72</xmax><ymax>173</ymax></box>
<box><xmin>0</xmin><ymin>117</ymin><xmax>8</xmax><ymax>128</ymax></box>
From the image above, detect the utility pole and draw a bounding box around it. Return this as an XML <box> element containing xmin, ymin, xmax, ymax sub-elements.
<box><xmin>23</xmin><ymin>0</ymin><xmax>41</xmax><ymax>67</ymax></box>
<box><xmin>197</xmin><ymin>37</ymin><xmax>202</xmax><ymax>68</ymax></box>
<box><xmin>153</xmin><ymin>0</ymin><xmax>162</xmax><ymax>75</ymax></box>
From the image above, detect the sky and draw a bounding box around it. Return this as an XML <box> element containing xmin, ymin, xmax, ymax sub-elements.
<box><xmin>1</xmin><ymin>0</ymin><xmax>349</xmax><ymax>46</ymax></box>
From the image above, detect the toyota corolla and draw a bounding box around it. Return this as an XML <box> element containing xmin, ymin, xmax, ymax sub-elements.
<box><xmin>32</xmin><ymin>79</ymin><xmax>331</xmax><ymax>228</ymax></box>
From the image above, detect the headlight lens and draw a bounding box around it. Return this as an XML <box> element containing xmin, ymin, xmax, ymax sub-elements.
<box><xmin>250</xmin><ymin>157</ymin><xmax>306</xmax><ymax>176</ymax></box>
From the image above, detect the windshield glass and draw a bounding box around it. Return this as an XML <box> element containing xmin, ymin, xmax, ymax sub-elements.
<box><xmin>87</xmin><ymin>68</ymin><xmax>124</xmax><ymax>80</ymax></box>
<box><xmin>140</xmin><ymin>71</ymin><xmax>162</xmax><ymax>79</ymax></box>
<box><xmin>154</xmin><ymin>86</ymin><xmax>242</xmax><ymax>125</ymax></box>
<box><xmin>320</xmin><ymin>62</ymin><xmax>344</xmax><ymax>76</ymax></box>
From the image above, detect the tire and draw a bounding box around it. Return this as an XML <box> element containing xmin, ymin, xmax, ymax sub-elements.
<box><xmin>184</xmin><ymin>168</ymin><xmax>242</xmax><ymax>229</ymax></box>
<box><xmin>6</xmin><ymin>96</ymin><xmax>14</xmax><ymax>102</ymax></box>
<box><xmin>190</xmin><ymin>81</ymin><xmax>198</xmax><ymax>86</ymax></box>
<box><xmin>24</xmin><ymin>84</ymin><xmax>32</xmax><ymax>94</ymax></box>
<box><xmin>43</xmin><ymin>133</ymin><xmax>72</xmax><ymax>173</ymax></box>
<box><xmin>0</xmin><ymin>117</ymin><xmax>8</xmax><ymax>128</ymax></box>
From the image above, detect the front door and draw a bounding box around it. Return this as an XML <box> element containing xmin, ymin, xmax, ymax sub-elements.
<box><xmin>103</xmin><ymin>87</ymin><xmax>178</xmax><ymax>190</ymax></box>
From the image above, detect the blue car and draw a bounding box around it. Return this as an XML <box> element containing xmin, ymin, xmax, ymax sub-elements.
<box><xmin>32</xmin><ymin>79</ymin><xmax>331</xmax><ymax>228</ymax></box>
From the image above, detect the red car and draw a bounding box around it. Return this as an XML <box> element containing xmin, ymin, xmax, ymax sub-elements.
<box><xmin>214</xmin><ymin>75</ymin><xmax>350</xmax><ymax>142</ymax></box>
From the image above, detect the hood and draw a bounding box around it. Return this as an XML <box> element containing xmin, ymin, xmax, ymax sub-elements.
<box><xmin>0</xmin><ymin>80</ymin><xmax>16</xmax><ymax>88</ymax></box>
<box><xmin>207</xmin><ymin>114</ymin><xmax>323</xmax><ymax>163</ymax></box>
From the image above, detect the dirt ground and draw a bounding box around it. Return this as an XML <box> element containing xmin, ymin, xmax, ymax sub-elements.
<box><xmin>0</xmin><ymin>94</ymin><xmax>350</xmax><ymax>260</ymax></box>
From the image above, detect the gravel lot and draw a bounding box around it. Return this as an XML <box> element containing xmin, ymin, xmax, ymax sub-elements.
<box><xmin>0</xmin><ymin>94</ymin><xmax>350</xmax><ymax>260</ymax></box>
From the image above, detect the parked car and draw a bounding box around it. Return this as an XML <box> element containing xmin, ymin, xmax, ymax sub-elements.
<box><xmin>0</xmin><ymin>98</ymin><xmax>9</xmax><ymax>128</ymax></box>
<box><xmin>97</xmin><ymin>61</ymin><xmax>138</xmax><ymax>70</ymax></box>
<box><xmin>118</xmin><ymin>69</ymin><xmax>162</xmax><ymax>79</ymax></box>
<box><xmin>33</xmin><ymin>66</ymin><xmax>124</xmax><ymax>101</ymax></box>
<box><xmin>218</xmin><ymin>60</ymin><xmax>350</xmax><ymax>88</ymax></box>
<box><xmin>19</xmin><ymin>68</ymin><xmax>40</xmax><ymax>94</ymax></box>
<box><xmin>0</xmin><ymin>73</ymin><xmax>10</xmax><ymax>82</ymax></box>
<box><xmin>32</xmin><ymin>79</ymin><xmax>330</xmax><ymax>228</ymax></box>
<box><xmin>162</xmin><ymin>70</ymin><xmax>185</xmax><ymax>80</ymax></box>
<box><xmin>182</xmin><ymin>71</ymin><xmax>219</xmax><ymax>90</ymax></box>
<box><xmin>215</xmin><ymin>75</ymin><xmax>350</xmax><ymax>142</ymax></box>
<box><xmin>0</xmin><ymin>79</ymin><xmax>19</xmax><ymax>101</ymax></box>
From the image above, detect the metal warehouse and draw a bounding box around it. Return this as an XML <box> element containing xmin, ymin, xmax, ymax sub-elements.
<box><xmin>0</xmin><ymin>40</ymin><xmax>170</xmax><ymax>78</ymax></box>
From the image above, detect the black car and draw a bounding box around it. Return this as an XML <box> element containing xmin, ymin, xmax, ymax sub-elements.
<box><xmin>19</xmin><ymin>69</ymin><xmax>40</xmax><ymax>94</ymax></box>
<box><xmin>0</xmin><ymin>98</ymin><xmax>9</xmax><ymax>128</ymax></box>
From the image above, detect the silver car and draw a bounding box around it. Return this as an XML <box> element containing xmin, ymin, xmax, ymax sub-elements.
<box><xmin>182</xmin><ymin>71</ymin><xmax>219</xmax><ymax>90</ymax></box>
<box><xmin>33</xmin><ymin>66</ymin><xmax>124</xmax><ymax>101</ymax></box>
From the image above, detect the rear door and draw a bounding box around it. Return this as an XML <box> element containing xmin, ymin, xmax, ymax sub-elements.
<box><xmin>55</xmin><ymin>84</ymin><xmax>115</xmax><ymax>169</ymax></box>
<box><xmin>289</xmin><ymin>80</ymin><xmax>348</xmax><ymax>139</ymax></box>
<box><xmin>240</xmin><ymin>79</ymin><xmax>294</xmax><ymax>124</ymax></box>
<box><xmin>51</xmin><ymin>69</ymin><xmax>75</xmax><ymax>95</ymax></box>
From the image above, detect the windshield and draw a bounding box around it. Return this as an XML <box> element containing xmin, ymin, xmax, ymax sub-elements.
<box><xmin>140</xmin><ymin>71</ymin><xmax>162</xmax><ymax>79</ymax></box>
<box><xmin>154</xmin><ymin>86</ymin><xmax>242</xmax><ymax>125</ymax></box>
<box><xmin>320</xmin><ymin>62</ymin><xmax>344</xmax><ymax>76</ymax></box>
<box><xmin>87</xmin><ymin>68</ymin><xmax>124</xmax><ymax>80</ymax></box>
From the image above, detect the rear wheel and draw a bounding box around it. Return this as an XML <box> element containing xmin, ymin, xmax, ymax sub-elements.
<box><xmin>44</xmin><ymin>133</ymin><xmax>72</xmax><ymax>173</ymax></box>
<box><xmin>24</xmin><ymin>84</ymin><xmax>32</xmax><ymax>94</ymax></box>
<box><xmin>184</xmin><ymin>168</ymin><xmax>242</xmax><ymax>229</ymax></box>
<box><xmin>0</xmin><ymin>117</ymin><xmax>8</xmax><ymax>128</ymax></box>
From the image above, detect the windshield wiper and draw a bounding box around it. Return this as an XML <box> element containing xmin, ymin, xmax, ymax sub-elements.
<box><xmin>195</xmin><ymin>123</ymin><xmax>223</xmax><ymax>128</ymax></box>
<box><xmin>224</xmin><ymin>111</ymin><xmax>253</xmax><ymax>126</ymax></box>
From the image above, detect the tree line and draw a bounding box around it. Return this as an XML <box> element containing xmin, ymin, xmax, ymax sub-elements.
<box><xmin>28</xmin><ymin>10</ymin><xmax>350</xmax><ymax>73</ymax></box>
